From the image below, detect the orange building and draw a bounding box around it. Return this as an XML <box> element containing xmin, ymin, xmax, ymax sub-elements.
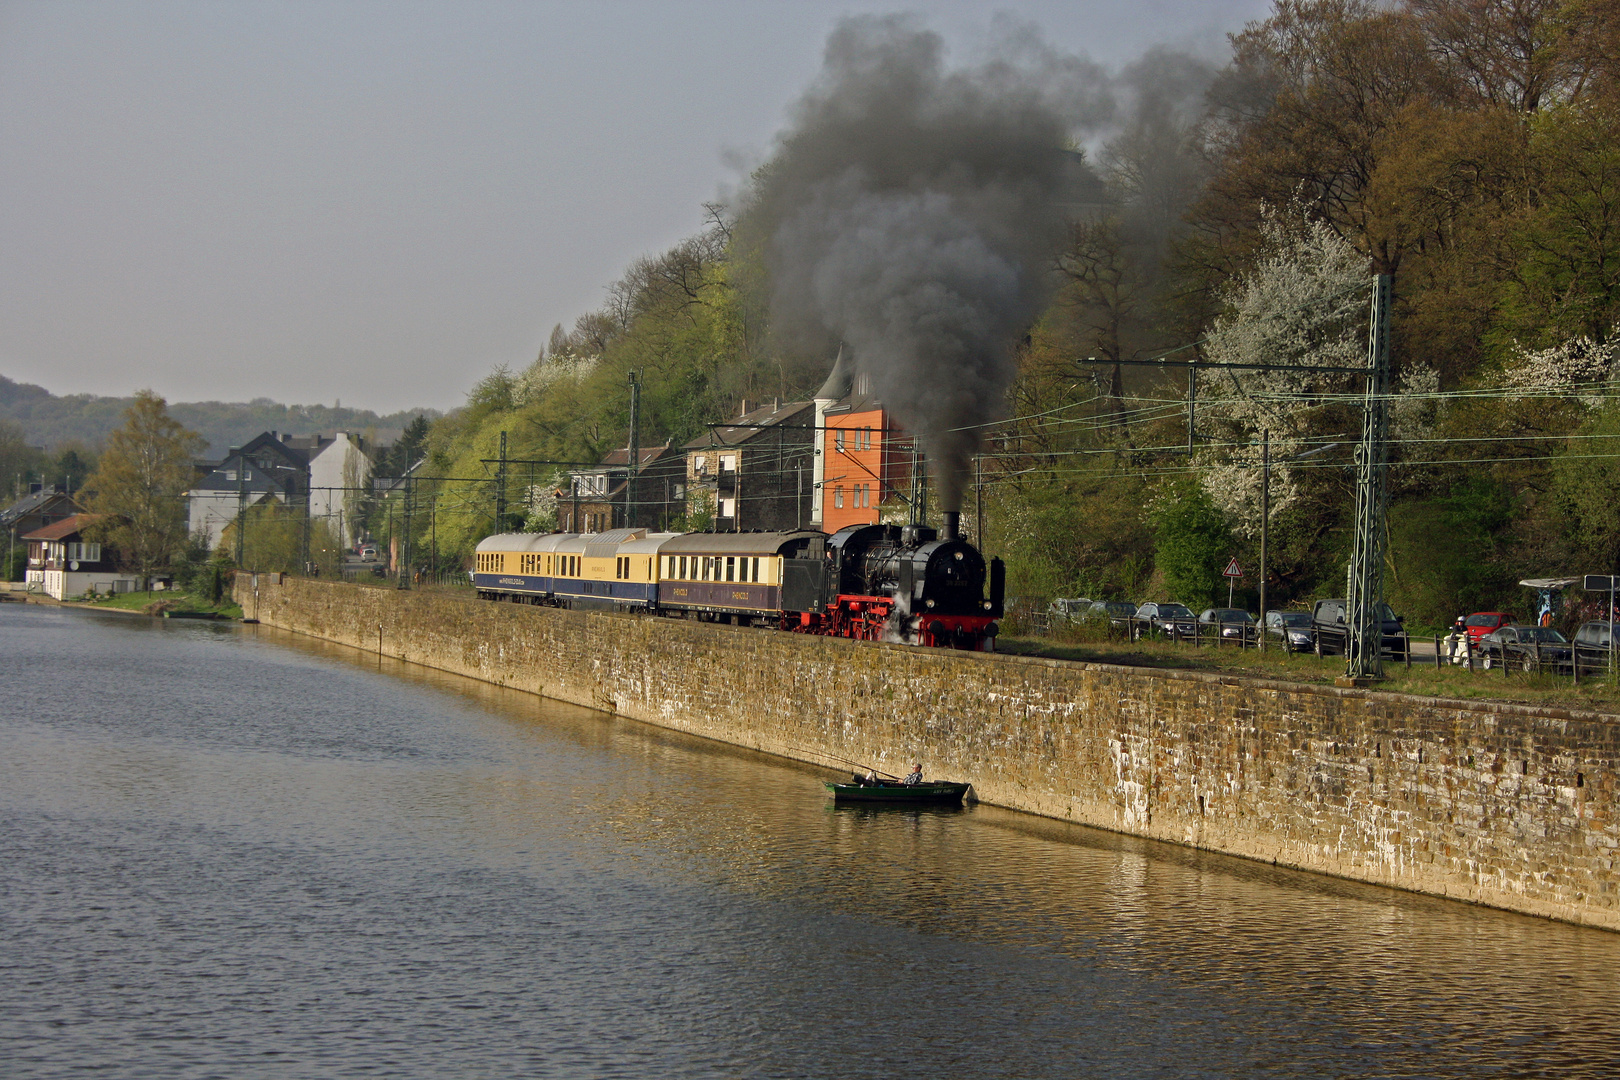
<box><xmin>815</xmin><ymin>364</ymin><xmax>911</xmax><ymax>533</ymax></box>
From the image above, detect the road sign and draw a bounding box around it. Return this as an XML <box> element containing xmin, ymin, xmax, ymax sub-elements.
<box><xmin>1223</xmin><ymin>558</ymin><xmax>1243</xmax><ymax>579</ymax></box>
<box><xmin>1585</xmin><ymin>575</ymin><xmax>1618</xmax><ymax>592</ymax></box>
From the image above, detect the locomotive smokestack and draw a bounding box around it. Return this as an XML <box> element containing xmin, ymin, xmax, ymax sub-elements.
<box><xmin>943</xmin><ymin>510</ymin><xmax>960</xmax><ymax>541</ymax></box>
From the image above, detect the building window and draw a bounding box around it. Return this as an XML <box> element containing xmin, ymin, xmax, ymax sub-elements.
<box><xmin>720</xmin><ymin>454</ymin><xmax>737</xmax><ymax>472</ymax></box>
<box><xmin>834</xmin><ymin>486</ymin><xmax>844</xmax><ymax>509</ymax></box>
<box><xmin>835</xmin><ymin>429</ymin><xmax>845</xmax><ymax>452</ymax></box>
<box><xmin>694</xmin><ymin>455</ymin><xmax>707</xmax><ymax>474</ymax></box>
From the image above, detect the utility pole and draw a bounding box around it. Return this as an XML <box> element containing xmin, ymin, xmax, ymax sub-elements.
<box><xmin>626</xmin><ymin>371</ymin><xmax>640</xmax><ymax>529</ymax></box>
<box><xmin>1259</xmin><ymin>431</ymin><xmax>1269</xmax><ymax>653</ymax></box>
<box><xmin>1344</xmin><ymin>273</ymin><xmax>1394</xmax><ymax>682</ymax></box>
<box><xmin>232</xmin><ymin>448</ymin><xmax>246</xmax><ymax>568</ymax></box>
<box><xmin>397</xmin><ymin>472</ymin><xmax>413</xmax><ymax>589</ymax></box>
<box><xmin>1187</xmin><ymin>363</ymin><xmax>1197</xmax><ymax>455</ymax></box>
<box><xmin>975</xmin><ymin>454</ymin><xmax>984</xmax><ymax>545</ymax></box>
<box><xmin>494</xmin><ymin>430</ymin><xmax>508</xmax><ymax>531</ymax></box>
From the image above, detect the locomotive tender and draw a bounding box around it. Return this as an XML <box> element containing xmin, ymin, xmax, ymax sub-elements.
<box><xmin>471</xmin><ymin>510</ymin><xmax>1004</xmax><ymax>650</ymax></box>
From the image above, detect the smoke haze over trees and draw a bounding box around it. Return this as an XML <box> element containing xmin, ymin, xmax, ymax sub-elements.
<box><xmin>736</xmin><ymin>16</ymin><xmax>1117</xmax><ymax>510</ymax></box>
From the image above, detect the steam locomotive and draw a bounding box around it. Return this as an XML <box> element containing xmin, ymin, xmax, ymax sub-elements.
<box><xmin>471</xmin><ymin>510</ymin><xmax>1004</xmax><ymax>650</ymax></box>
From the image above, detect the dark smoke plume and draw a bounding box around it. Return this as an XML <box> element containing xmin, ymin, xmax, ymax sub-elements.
<box><xmin>745</xmin><ymin>16</ymin><xmax>1112</xmax><ymax>511</ymax></box>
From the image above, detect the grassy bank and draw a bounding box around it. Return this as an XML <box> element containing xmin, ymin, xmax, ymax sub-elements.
<box><xmin>86</xmin><ymin>589</ymin><xmax>243</xmax><ymax>621</ymax></box>
<box><xmin>997</xmin><ymin>634</ymin><xmax>1620</xmax><ymax>713</ymax></box>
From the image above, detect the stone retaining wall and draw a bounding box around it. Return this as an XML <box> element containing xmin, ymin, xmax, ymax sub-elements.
<box><xmin>239</xmin><ymin>574</ymin><xmax>1620</xmax><ymax>930</ymax></box>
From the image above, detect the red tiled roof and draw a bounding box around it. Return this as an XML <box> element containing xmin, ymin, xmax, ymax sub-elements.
<box><xmin>21</xmin><ymin>513</ymin><xmax>103</xmax><ymax>542</ymax></box>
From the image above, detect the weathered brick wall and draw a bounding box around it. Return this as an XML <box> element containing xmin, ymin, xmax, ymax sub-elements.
<box><xmin>240</xmin><ymin>575</ymin><xmax>1619</xmax><ymax>930</ymax></box>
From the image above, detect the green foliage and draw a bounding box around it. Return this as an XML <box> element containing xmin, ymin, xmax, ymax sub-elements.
<box><xmin>222</xmin><ymin>503</ymin><xmax>342</xmax><ymax>574</ymax></box>
<box><xmin>1150</xmin><ymin>482</ymin><xmax>1233</xmax><ymax>608</ymax></box>
<box><xmin>81</xmin><ymin>392</ymin><xmax>207</xmax><ymax>578</ymax></box>
<box><xmin>1388</xmin><ymin>477</ymin><xmax>1519</xmax><ymax>630</ymax></box>
<box><xmin>1552</xmin><ymin>402</ymin><xmax>1620</xmax><ymax>570</ymax></box>
<box><xmin>1498</xmin><ymin>102</ymin><xmax>1620</xmax><ymax>347</ymax></box>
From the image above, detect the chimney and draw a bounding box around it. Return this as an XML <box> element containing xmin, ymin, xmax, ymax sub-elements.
<box><xmin>942</xmin><ymin>511</ymin><xmax>960</xmax><ymax>541</ymax></box>
<box><xmin>739</xmin><ymin>399</ymin><xmax>753</xmax><ymax>418</ymax></box>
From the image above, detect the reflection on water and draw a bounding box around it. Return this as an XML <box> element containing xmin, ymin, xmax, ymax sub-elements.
<box><xmin>2</xmin><ymin>604</ymin><xmax>1618</xmax><ymax>1078</ymax></box>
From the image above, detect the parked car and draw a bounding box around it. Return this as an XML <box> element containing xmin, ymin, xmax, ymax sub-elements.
<box><xmin>1463</xmin><ymin>612</ymin><xmax>1514</xmax><ymax>645</ymax></box>
<box><xmin>1265</xmin><ymin>610</ymin><xmax>1314</xmax><ymax>652</ymax></box>
<box><xmin>1197</xmin><ymin>608</ymin><xmax>1258</xmax><ymax>642</ymax></box>
<box><xmin>1476</xmin><ymin>625</ymin><xmax>1572</xmax><ymax>672</ymax></box>
<box><xmin>1134</xmin><ymin>602</ymin><xmax>1197</xmax><ymax>639</ymax></box>
<box><xmin>1572</xmin><ymin>621</ymin><xmax>1618</xmax><ymax>672</ymax></box>
<box><xmin>1048</xmin><ymin>597</ymin><xmax>1093</xmax><ymax>625</ymax></box>
<box><xmin>1310</xmin><ymin>598</ymin><xmax>1409</xmax><ymax>658</ymax></box>
<box><xmin>1087</xmin><ymin>600</ymin><xmax>1138</xmax><ymax>632</ymax></box>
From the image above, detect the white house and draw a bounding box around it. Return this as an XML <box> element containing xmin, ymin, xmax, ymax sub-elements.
<box><xmin>301</xmin><ymin>432</ymin><xmax>377</xmax><ymax>548</ymax></box>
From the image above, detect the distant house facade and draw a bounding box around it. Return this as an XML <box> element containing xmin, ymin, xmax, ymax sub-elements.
<box><xmin>683</xmin><ymin>401</ymin><xmax>815</xmax><ymax>533</ymax></box>
<box><xmin>558</xmin><ymin>442</ymin><xmax>686</xmax><ymax>533</ymax></box>
<box><xmin>2</xmin><ymin>485</ymin><xmax>81</xmax><ymax>548</ymax></box>
<box><xmin>291</xmin><ymin>431</ymin><xmax>379</xmax><ymax>548</ymax></box>
<box><xmin>187</xmin><ymin>430</ymin><xmax>386</xmax><ymax>550</ymax></box>
<box><xmin>22</xmin><ymin>513</ymin><xmax>141</xmax><ymax>598</ymax></box>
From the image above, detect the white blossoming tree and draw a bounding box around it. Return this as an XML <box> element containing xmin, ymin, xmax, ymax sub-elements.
<box><xmin>1195</xmin><ymin>203</ymin><xmax>1436</xmax><ymax>538</ymax></box>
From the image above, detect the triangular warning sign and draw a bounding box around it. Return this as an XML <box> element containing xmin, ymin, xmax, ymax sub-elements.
<box><xmin>1223</xmin><ymin>558</ymin><xmax>1243</xmax><ymax>578</ymax></box>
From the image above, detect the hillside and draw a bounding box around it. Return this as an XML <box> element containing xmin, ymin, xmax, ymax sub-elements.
<box><xmin>0</xmin><ymin>375</ymin><xmax>438</xmax><ymax>458</ymax></box>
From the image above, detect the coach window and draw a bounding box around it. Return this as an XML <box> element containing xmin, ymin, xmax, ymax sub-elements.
<box><xmin>725</xmin><ymin>557</ymin><xmax>735</xmax><ymax>582</ymax></box>
<box><xmin>752</xmin><ymin>557</ymin><xmax>761</xmax><ymax>582</ymax></box>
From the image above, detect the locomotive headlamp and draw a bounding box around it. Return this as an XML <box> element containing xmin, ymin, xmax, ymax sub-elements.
<box><xmin>954</xmin><ymin>551</ymin><xmax>963</xmax><ymax>560</ymax></box>
<box><xmin>925</xmin><ymin>599</ymin><xmax>936</xmax><ymax>609</ymax></box>
<box><xmin>982</xmin><ymin>600</ymin><xmax>992</xmax><ymax>610</ymax></box>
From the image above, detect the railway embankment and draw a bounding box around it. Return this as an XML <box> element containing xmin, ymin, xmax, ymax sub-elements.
<box><xmin>238</xmin><ymin>574</ymin><xmax>1620</xmax><ymax>931</ymax></box>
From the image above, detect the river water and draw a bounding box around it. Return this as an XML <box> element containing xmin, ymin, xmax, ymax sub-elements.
<box><xmin>3</xmin><ymin>604</ymin><xmax>1618</xmax><ymax>1078</ymax></box>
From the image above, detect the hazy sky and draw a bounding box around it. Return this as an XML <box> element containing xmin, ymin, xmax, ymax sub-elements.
<box><xmin>1</xmin><ymin>0</ymin><xmax>1274</xmax><ymax>414</ymax></box>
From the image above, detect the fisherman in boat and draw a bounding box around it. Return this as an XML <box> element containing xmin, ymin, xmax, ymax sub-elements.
<box><xmin>903</xmin><ymin>763</ymin><xmax>923</xmax><ymax>786</ymax></box>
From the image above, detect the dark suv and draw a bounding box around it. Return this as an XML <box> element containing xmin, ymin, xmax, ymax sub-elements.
<box><xmin>1311</xmin><ymin>598</ymin><xmax>1408</xmax><ymax>659</ymax></box>
<box><xmin>1134</xmin><ymin>602</ymin><xmax>1197</xmax><ymax>639</ymax></box>
<box><xmin>1477</xmin><ymin>625</ymin><xmax>1572</xmax><ymax>672</ymax></box>
<box><xmin>1087</xmin><ymin>600</ymin><xmax>1138</xmax><ymax>632</ymax></box>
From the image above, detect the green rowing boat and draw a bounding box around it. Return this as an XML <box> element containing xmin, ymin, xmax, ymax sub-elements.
<box><xmin>824</xmin><ymin>778</ymin><xmax>971</xmax><ymax>804</ymax></box>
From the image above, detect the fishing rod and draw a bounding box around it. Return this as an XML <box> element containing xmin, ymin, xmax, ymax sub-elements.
<box><xmin>784</xmin><ymin>745</ymin><xmax>900</xmax><ymax>781</ymax></box>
